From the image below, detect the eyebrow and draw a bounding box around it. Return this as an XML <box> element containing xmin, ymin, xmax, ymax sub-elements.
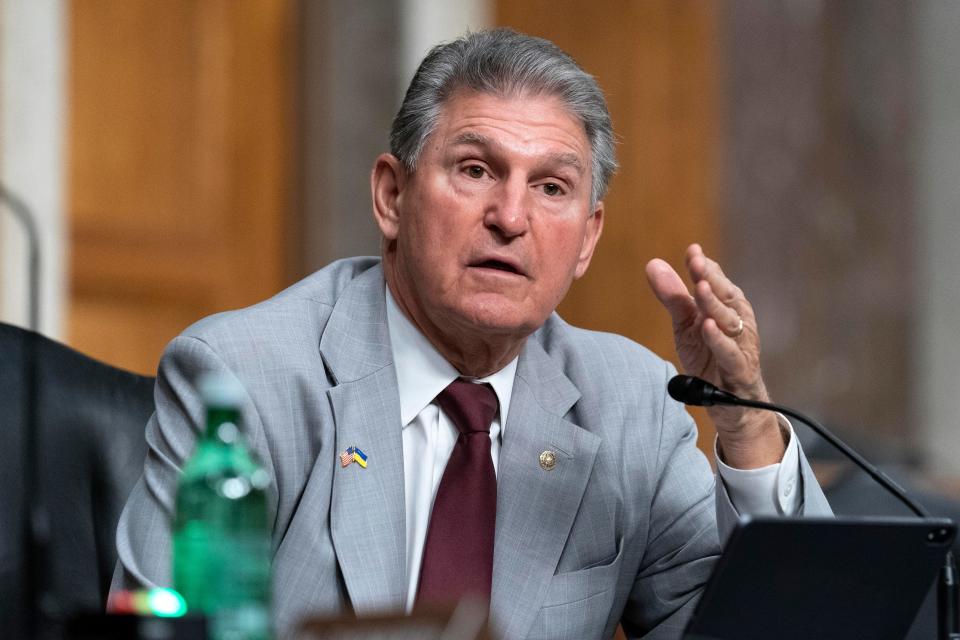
<box><xmin>450</xmin><ymin>132</ymin><xmax>585</xmax><ymax>175</ymax></box>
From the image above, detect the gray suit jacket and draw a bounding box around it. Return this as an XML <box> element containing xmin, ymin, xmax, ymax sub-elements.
<box><xmin>113</xmin><ymin>257</ymin><xmax>830</xmax><ymax>639</ymax></box>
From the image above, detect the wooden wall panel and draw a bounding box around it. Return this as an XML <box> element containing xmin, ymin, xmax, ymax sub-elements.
<box><xmin>496</xmin><ymin>1</ymin><xmax>722</xmax><ymax>450</ymax></box>
<box><xmin>68</xmin><ymin>0</ymin><xmax>295</xmax><ymax>375</ymax></box>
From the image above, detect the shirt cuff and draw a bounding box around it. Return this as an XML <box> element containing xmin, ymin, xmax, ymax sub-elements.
<box><xmin>715</xmin><ymin>413</ymin><xmax>802</xmax><ymax>516</ymax></box>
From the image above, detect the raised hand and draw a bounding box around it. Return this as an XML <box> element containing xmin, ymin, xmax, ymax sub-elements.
<box><xmin>646</xmin><ymin>244</ymin><xmax>786</xmax><ymax>468</ymax></box>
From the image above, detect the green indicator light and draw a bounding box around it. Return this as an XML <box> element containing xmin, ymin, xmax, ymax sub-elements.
<box><xmin>147</xmin><ymin>588</ymin><xmax>188</xmax><ymax>617</ymax></box>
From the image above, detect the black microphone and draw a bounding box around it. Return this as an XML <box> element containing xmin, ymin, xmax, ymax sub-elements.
<box><xmin>668</xmin><ymin>374</ymin><xmax>960</xmax><ymax>639</ymax></box>
<box><xmin>667</xmin><ymin>374</ymin><xmax>740</xmax><ymax>409</ymax></box>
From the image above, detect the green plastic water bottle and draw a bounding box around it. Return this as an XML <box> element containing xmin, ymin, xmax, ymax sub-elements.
<box><xmin>173</xmin><ymin>372</ymin><xmax>272</xmax><ymax>640</ymax></box>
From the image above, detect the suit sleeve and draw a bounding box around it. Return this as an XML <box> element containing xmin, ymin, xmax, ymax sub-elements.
<box><xmin>619</xmin><ymin>368</ymin><xmax>722</xmax><ymax>638</ymax></box>
<box><xmin>110</xmin><ymin>335</ymin><xmax>273</xmax><ymax>593</ymax></box>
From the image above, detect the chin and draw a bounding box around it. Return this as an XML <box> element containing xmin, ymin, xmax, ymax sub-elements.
<box><xmin>450</xmin><ymin>297</ymin><xmax>543</xmax><ymax>338</ymax></box>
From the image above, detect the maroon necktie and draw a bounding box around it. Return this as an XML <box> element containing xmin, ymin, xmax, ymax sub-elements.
<box><xmin>416</xmin><ymin>379</ymin><xmax>498</xmax><ymax>607</ymax></box>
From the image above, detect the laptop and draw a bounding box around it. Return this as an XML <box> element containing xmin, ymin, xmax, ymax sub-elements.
<box><xmin>683</xmin><ymin>516</ymin><xmax>957</xmax><ymax>640</ymax></box>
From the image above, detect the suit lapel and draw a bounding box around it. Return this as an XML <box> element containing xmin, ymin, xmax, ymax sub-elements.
<box><xmin>490</xmin><ymin>335</ymin><xmax>600</xmax><ymax>639</ymax></box>
<box><xmin>319</xmin><ymin>265</ymin><xmax>407</xmax><ymax>613</ymax></box>
<box><xmin>327</xmin><ymin>371</ymin><xmax>406</xmax><ymax>612</ymax></box>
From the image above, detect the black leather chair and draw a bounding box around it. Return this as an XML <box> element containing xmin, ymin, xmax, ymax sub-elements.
<box><xmin>0</xmin><ymin>322</ymin><xmax>155</xmax><ymax>636</ymax></box>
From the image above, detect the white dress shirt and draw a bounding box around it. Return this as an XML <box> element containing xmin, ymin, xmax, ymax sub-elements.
<box><xmin>384</xmin><ymin>289</ymin><xmax>801</xmax><ymax>613</ymax></box>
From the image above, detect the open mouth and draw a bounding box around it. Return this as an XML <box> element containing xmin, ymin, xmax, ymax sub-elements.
<box><xmin>473</xmin><ymin>259</ymin><xmax>521</xmax><ymax>275</ymax></box>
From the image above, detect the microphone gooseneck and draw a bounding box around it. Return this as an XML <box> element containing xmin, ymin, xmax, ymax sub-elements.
<box><xmin>667</xmin><ymin>374</ymin><xmax>929</xmax><ymax>519</ymax></box>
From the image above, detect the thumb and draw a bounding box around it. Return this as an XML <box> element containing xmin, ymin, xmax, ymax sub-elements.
<box><xmin>645</xmin><ymin>258</ymin><xmax>697</xmax><ymax>325</ymax></box>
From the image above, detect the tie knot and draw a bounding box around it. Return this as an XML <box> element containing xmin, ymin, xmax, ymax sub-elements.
<box><xmin>436</xmin><ymin>379</ymin><xmax>498</xmax><ymax>435</ymax></box>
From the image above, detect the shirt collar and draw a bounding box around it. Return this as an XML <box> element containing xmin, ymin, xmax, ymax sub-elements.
<box><xmin>385</xmin><ymin>287</ymin><xmax>517</xmax><ymax>429</ymax></box>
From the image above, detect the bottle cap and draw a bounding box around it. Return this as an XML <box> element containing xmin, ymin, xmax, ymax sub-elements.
<box><xmin>197</xmin><ymin>371</ymin><xmax>247</xmax><ymax>408</ymax></box>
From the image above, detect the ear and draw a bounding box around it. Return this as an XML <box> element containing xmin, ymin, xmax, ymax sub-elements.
<box><xmin>573</xmin><ymin>201</ymin><xmax>604</xmax><ymax>279</ymax></box>
<box><xmin>371</xmin><ymin>153</ymin><xmax>407</xmax><ymax>240</ymax></box>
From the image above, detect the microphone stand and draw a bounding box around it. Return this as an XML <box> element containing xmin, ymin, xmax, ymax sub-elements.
<box><xmin>942</xmin><ymin>555</ymin><xmax>960</xmax><ymax>640</ymax></box>
<box><xmin>668</xmin><ymin>375</ymin><xmax>960</xmax><ymax>640</ymax></box>
<box><xmin>0</xmin><ymin>184</ymin><xmax>40</xmax><ymax>333</ymax></box>
<box><xmin>1</xmin><ymin>184</ymin><xmax>47</xmax><ymax>638</ymax></box>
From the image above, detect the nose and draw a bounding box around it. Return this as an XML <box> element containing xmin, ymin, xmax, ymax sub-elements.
<box><xmin>484</xmin><ymin>177</ymin><xmax>529</xmax><ymax>239</ymax></box>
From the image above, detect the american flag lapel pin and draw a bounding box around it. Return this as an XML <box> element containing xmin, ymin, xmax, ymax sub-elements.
<box><xmin>339</xmin><ymin>446</ymin><xmax>355</xmax><ymax>468</ymax></box>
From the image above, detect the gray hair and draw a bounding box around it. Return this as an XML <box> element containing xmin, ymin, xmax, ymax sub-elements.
<box><xmin>390</xmin><ymin>28</ymin><xmax>617</xmax><ymax>207</ymax></box>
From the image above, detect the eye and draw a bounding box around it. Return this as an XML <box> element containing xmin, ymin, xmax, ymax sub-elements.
<box><xmin>466</xmin><ymin>165</ymin><xmax>486</xmax><ymax>179</ymax></box>
<box><xmin>542</xmin><ymin>182</ymin><xmax>563</xmax><ymax>196</ymax></box>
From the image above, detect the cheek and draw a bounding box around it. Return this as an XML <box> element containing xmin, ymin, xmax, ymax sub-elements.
<box><xmin>539</xmin><ymin>223</ymin><xmax>589</xmax><ymax>277</ymax></box>
<box><xmin>399</xmin><ymin>212</ymin><xmax>465</xmax><ymax>283</ymax></box>
<box><xmin>410</xmin><ymin>193</ymin><xmax>477</xmax><ymax>255</ymax></box>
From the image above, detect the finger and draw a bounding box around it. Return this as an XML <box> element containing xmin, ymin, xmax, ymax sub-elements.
<box><xmin>694</xmin><ymin>279</ymin><xmax>746</xmax><ymax>338</ymax></box>
<box><xmin>687</xmin><ymin>247</ymin><xmax>756</xmax><ymax>328</ymax></box>
<box><xmin>645</xmin><ymin>258</ymin><xmax>697</xmax><ymax>326</ymax></box>
<box><xmin>686</xmin><ymin>245</ymin><xmax>743</xmax><ymax>308</ymax></box>
<box><xmin>701</xmin><ymin>317</ymin><xmax>748</xmax><ymax>376</ymax></box>
<box><xmin>685</xmin><ymin>244</ymin><xmax>708</xmax><ymax>282</ymax></box>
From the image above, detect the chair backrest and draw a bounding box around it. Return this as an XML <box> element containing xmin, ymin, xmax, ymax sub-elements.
<box><xmin>0</xmin><ymin>322</ymin><xmax>155</xmax><ymax>634</ymax></box>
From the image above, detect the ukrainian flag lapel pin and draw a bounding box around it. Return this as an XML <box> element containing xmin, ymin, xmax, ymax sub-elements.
<box><xmin>340</xmin><ymin>446</ymin><xmax>368</xmax><ymax>469</ymax></box>
<box><xmin>351</xmin><ymin>446</ymin><xmax>368</xmax><ymax>468</ymax></box>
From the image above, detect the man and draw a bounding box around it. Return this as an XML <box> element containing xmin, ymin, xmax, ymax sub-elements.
<box><xmin>113</xmin><ymin>29</ymin><xmax>830</xmax><ymax>639</ymax></box>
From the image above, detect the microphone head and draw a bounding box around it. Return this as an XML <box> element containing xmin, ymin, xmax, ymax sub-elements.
<box><xmin>668</xmin><ymin>375</ymin><xmax>710</xmax><ymax>406</ymax></box>
<box><xmin>667</xmin><ymin>375</ymin><xmax>742</xmax><ymax>407</ymax></box>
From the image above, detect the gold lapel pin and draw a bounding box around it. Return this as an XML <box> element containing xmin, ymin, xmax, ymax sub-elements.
<box><xmin>539</xmin><ymin>450</ymin><xmax>557</xmax><ymax>471</ymax></box>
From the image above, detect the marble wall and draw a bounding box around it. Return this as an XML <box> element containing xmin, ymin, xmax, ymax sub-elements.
<box><xmin>722</xmin><ymin>0</ymin><xmax>917</xmax><ymax>459</ymax></box>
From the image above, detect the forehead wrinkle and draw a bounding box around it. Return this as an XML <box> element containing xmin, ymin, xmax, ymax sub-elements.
<box><xmin>450</xmin><ymin>131</ymin><xmax>491</xmax><ymax>147</ymax></box>
<box><xmin>449</xmin><ymin>132</ymin><xmax>585</xmax><ymax>176</ymax></box>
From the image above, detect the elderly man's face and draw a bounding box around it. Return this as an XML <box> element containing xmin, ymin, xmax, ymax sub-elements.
<box><xmin>375</xmin><ymin>90</ymin><xmax>603</xmax><ymax>361</ymax></box>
